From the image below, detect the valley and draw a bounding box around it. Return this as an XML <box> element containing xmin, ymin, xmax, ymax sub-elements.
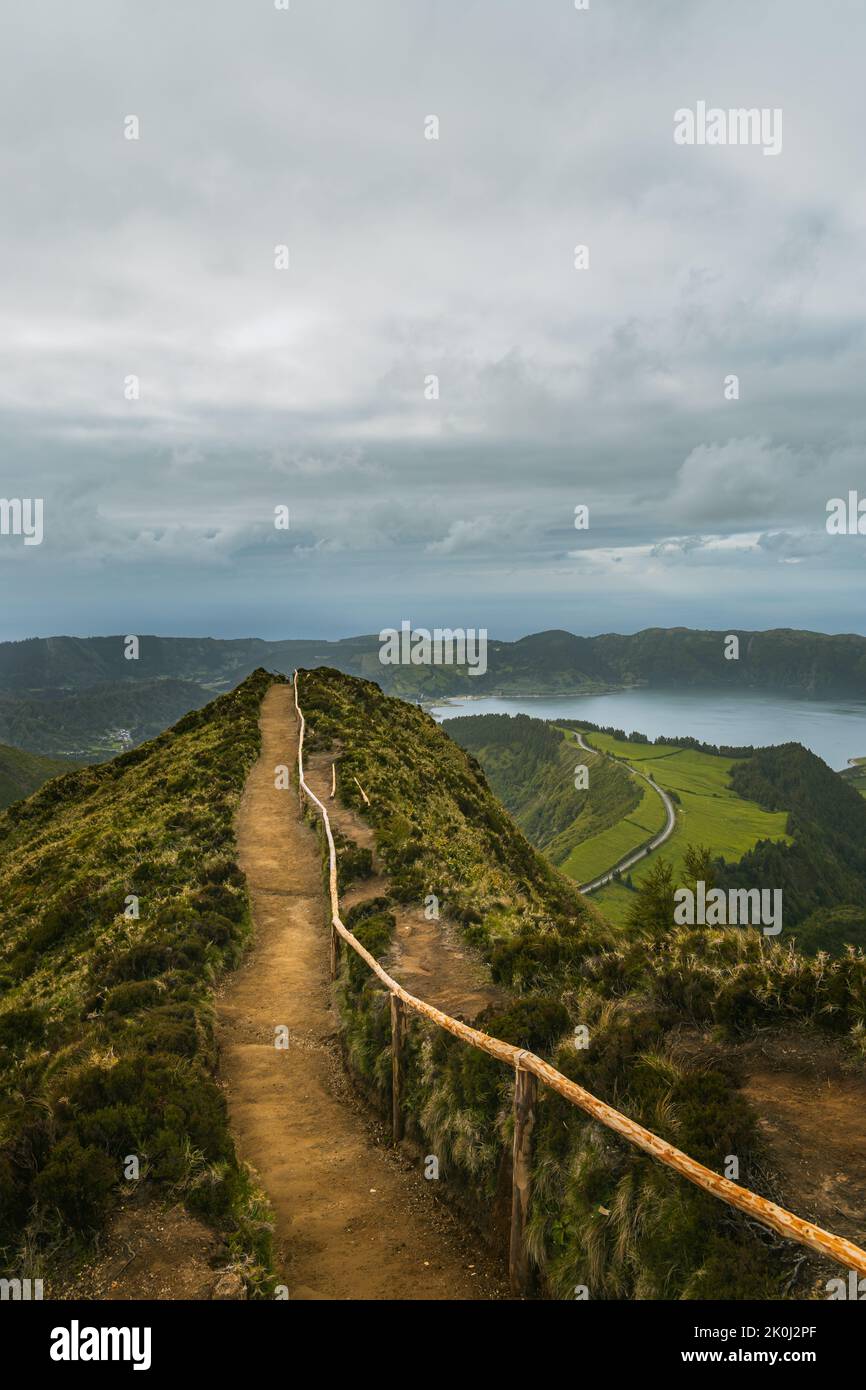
<box><xmin>575</xmin><ymin>731</ymin><xmax>791</xmax><ymax>926</ymax></box>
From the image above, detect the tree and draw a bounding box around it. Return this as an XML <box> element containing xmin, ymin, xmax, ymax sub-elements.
<box><xmin>626</xmin><ymin>858</ymin><xmax>676</xmax><ymax>939</ymax></box>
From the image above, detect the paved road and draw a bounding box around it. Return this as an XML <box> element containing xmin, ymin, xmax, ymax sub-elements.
<box><xmin>571</xmin><ymin>731</ymin><xmax>677</xmax><ymax>893</ymax></box>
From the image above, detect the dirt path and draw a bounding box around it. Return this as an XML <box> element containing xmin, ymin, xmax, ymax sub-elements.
<box><xmin>305</xmin><ymin>749</ymin><xmax>504</xmax><ymax>1020</ymax></box>
<box><xmin>740</xmin><ymin>1045</ymin><xmax>866</xmax><ymax>1263</ymax></box>
<box><xmin>216</xmin><ymin>685</ymin><xmax>503</xmax><ymax>1300</ymax></box>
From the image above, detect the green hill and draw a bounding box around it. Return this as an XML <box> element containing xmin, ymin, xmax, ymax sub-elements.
<box><xmin>297</xmin><ymin>668</ymin><xmax>866</xmax><ymax>1299</ymax></box>
<box><xmin>580</xmin><ymin>732</ymin><xmax>791</xmax><ymax>925</ymax></box>
<box><xmin>446</xmin><ymin>715</ymin><xmax>791</xmax><ymax>920</ymax></box>
<box><xmin>443</xmin><ymin>712</ymin><xmax>642</xmax><ymax>861</ymax></box>
<box><xmin>3</xmin><ymin>663</ymin><xmax>865</xmax><ymax>1300</ymax></box>
<box><xmin>0</xmin><ymin>678</ymin><xmax>212</xmax><ymax>759</ymax></box>
<box><xmin>714</xmin><ymin>743</ymin><xmax>866</xmax><ymax>930</ymax></box>
<box><xmin>4</xmin><ymin>626</ymin><xmax>866</xmax><ymax>699</ymax></box>
<box><xmin>0</xmin><ymin>669</ymin><xmax>279</xmax><ymax>1289</ymax></box>
<box><xmin>840</xmin><ymin>756</ymin><xmax>866</xmax><ymax>798</ymax></box>
<box><xmin>0</xmin><ymin>743</ymin><xmax>74</xmax><ymax>811</ymax></box>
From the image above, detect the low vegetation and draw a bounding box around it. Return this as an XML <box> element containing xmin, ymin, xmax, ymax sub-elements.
<box><xmin>298</xmin><ymin>668</ymin><xmax>866</xmax><ymax>1300</ymax></box>
<box><xmin>444</xmin><ymin>713</ymin><xmax>642</xmax><ymax>863</ymax></box>
<box><xmin>0</xmin><ymin>669</ymin><xmax>280</xmax><ymax>1292</ymax></box>
<box><xmin>582</xmin><ymin>731</ymin><xmax>791</xmax><ymax>924</ymax></box>
<box><xmin>0</xmin><ymin>742</ymin><xmax>75</xmax><ymax>811</ymax></box>
<box><xmin>4</xmin><ymin>662</ymin><xmax>863</xmax><ymax>1302</ymax></box>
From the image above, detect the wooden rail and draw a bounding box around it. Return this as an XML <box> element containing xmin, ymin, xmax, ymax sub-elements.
<box><xmin>292</xmin><ymin>671</ymin><xmax>866</xmax><ymax>1295</ymax></box>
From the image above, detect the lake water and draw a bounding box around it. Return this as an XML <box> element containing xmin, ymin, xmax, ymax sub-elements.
<box><xmin>430</xmin><ymin>688</ymin><xmax>866</xmax><ymax>771</ymax></box>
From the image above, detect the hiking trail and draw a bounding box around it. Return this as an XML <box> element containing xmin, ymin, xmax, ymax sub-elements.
<box><xmin>215</xmin><ymin>684</ymin><xmax>504</xmax><ymax>1300</ymax></box>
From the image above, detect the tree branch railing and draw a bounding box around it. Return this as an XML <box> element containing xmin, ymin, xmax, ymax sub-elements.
<box><xmin>292</xmin><ymin>671</ymin><xmax>866</xmax><ymax>1295</ymax></box>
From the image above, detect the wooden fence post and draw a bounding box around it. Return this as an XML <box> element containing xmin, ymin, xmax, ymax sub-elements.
<box><xmin>390</xmin><ymin>995</ymin><xmax>407</xmax><ymax>1143</ymax></box>
<box><xmin>509</xmin><ymin>1064</ymin><xmax>537</xmax><ymax>1297</ymax></box>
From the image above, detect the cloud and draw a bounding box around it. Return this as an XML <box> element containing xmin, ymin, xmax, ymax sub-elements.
<box><xmin>2</xmin><ymin>0</ymin><xmax>866</xmax><ymax>638</ymax></box>
<box><xmin>665</xmin><ymin>438</ymin><xmax>804</xmax><ymax>527</ymax></box>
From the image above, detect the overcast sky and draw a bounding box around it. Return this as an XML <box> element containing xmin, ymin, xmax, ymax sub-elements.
<box><xmin>2</xmin><ymin>0</ymin><xmax>865</xmax><ymax>641</ymax></box>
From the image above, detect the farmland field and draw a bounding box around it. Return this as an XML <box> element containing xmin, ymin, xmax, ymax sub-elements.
<box><xmin>567</xmin><ymin>731</ymin><xmax>792</xmax><ymax>925</ymax></box>
<box><xmin>552</xmin><ymin>731</ymin><xmax>667</xmax><ymax>883</ymax></box>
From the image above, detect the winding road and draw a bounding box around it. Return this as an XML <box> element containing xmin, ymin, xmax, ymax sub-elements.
<box><xmin>571</xmin><ymin>730</ymin><xmax>677</xmax><ymax>893</ymax></box>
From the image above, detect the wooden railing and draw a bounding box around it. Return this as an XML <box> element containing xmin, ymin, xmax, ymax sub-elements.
<box><xmin>292</xmin><ymin>671</ymin><xmax>866</xmax><ymax>1295</ymax></box>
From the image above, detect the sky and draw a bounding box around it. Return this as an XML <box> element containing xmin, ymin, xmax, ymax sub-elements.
<box><xmin>2</xmin><ymin>0</ymin><xmax>866</xmax><ymax>642</ymax></box>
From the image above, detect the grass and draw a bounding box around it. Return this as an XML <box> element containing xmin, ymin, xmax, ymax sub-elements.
<box><xmin>552</xmin><ymin>730</ymin><xmax>667</xmax><ymax>883</ymax></box>
<box><xmin>841</xmin><ymin>757</ymin><xmax>866</xmax><ymax>798</ymax></box>
<box><xmin>297</xmin><ymin>668</ymin><xmax>866</xmax><ymax>1302</ymax></box>
<box><xmin>0</xmin><ymin>743</ymin><xmax>77</xmax><ymax>811</ymax></box>
<box><xmin>566</xmin><ymin>733</ymin><xmax>791</xmax><ymax>925</ymax></box>
<box><xmin>557</xmin><ymin>784</ymin><xmax>666</xmax><ymax>883</ymax></box>
<box><xmin>0</xmin><ymin>669</ymin><xmax>281</xmax><ymax>1294</ymax></box>
<box><xmin>444</xmin><ymin>713</ymin><xmax>642</xmax><ymax>863</ymax></box>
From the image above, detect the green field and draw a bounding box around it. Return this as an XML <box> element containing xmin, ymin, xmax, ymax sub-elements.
<box><xmin>553</xmin><ymin>732</ymin><xmax>667</xmax><ymax>883</ymax></box>
<box><xmin>842</xmin><ymin>755</ymin><xmax>866</xmax><ymax>798</ymax></box>
<box><xmin>567</xmin><ymin>732</ymin><xmax>791</xmax><ymax>925</ymax></box>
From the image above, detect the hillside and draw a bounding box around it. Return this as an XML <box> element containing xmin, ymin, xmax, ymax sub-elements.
<box><xmin>841</xmin><ymin>757</ymin><xmax>866</xmax><ymax>797</ymax></box>
<box><xmin>448</xmin><ymin>714</ymin><xmax>790</xmax><ymax>923</ymax></box>
<box><xmin>0</xmin><ymin>678</ymin><xmax>212</xmax><ymax>759</ymax></box>
<box><xmin>716</xmin><ymin>743</ymin><xmax>866</xmax><ymax>930</ymax></box>
<box><xmin>0</xmin><ymin>743</ymin><xmax>74</xmax><ymax>810</ymax></box>
<box><xmin>442</xmin><ymin>714</ymin><xmax>866</xmax><ymax>956</ymax></box>
<box><xmin>4</xmin><ymin>626</ymin><xmax>866</xmax><ymax>699</ymax></box>
<box><xmin>3</xmin><ymin>664</ymin><xmax>866</xmax><ymax>1301</ymax></box>
<box><xmin>0</xmin><ymin>669</ymin><xmax>279</xmax><ymax>1291</ymax></box>
<box><xmin>295</xmin><ymin>668</ymin><xmax>866</xmax><ymax>1298</ymax></box>
<box><xmin>443</xmin><ymin>712</ymin><xmax>642</xmax><ymax>859</ymax></box>
<box><xmin>578</xmin><ymin>731</ymin><xmax>791</xmax><ymax>926</ymax></box>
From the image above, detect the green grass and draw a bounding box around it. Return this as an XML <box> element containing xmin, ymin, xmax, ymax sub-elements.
<box><xmin>298</xmin><ymin>669</ymin><xmax>866</xmax><ymax>1302</ymax></box>
<box><xmin>0</xmin><ymin>743</ymin><xmax>76</xmax><ymax>811</ymax></box>
<box><xmin>444</xmin><ymin>713</ymin><xmax>642</xmax><ymax>864</ymax></box>
<box><xmin>841</xmin><ymin>757</ymin><xmax>866</xmax><ymax>798</ymax></box>
<box><xmin>549</xmin><ymin>729</ymin><xmax>667</xmax><ymax>883</ymax></box>
<box><xmin>557</xmin><ymin>780</ymin><xmax>667</xmax><ymax>883</ymax></box>
<box><xmin>574</xmin><ymin>733</ymin><xmax>790</xmax><ymax>925</ymax></box>
<box><xmin>0</xmin><ymin>669</ymin><xmax>280</xmax><ymax>1292</ymax></box>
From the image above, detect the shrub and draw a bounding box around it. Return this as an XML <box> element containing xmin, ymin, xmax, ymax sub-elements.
<box><xmin>33</xmin><ymin>1136</ymin><xmax>117</xmax><ymax>1233</ymax></box>
<box><xmin>102</xmin><ymin>980</ymin><xmax>163</xmax><ymax>1015</ymax></box>
<box><xmin>0</xmin><ymin>1004</ymin><xmax>47</xmax><ymax>1050</ymax></box>
<box><xmin>346</xmin><ymin>911</ymin><xmax>395</xmax><ymax>991</ymax></box>
<box><xmin>335</xmin><ymin>837</ymin><xmax>374</xmax><ymax>893</ymax></box>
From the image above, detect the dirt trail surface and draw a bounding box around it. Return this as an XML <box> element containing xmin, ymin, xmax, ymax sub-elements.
<box><xmin>305</xmin><ymin>749</ymin><xmax>505</xmax><ymax>1020</ymax></box>
<box><xmin>53</xmin><ymin>1197</ymin><xmax>235</xmax><ymax>1301</ymax></box>
<box><xmin>742</xmin><ymin>1056</ymin><xmax>866</xmax><ymax>1259</ymax></box>
<box><xmin>216</xmin><ymin>685</ymin><xmax>503</xmax><ymax>1300</ymax></box>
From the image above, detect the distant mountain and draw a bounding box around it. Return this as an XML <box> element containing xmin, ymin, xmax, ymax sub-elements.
<box><xmin>0</xmin><ymin>679</ymin><xmax>212</xmax><ymax>758</ymax></box>
<box><xmin>0</xmin><ymin>634</ymin><xmax>360</xmax><ymax>692</ymax></box>
<box><xmin>0</xmin><ymin>743</ymin><xmax>74</xmax><ymax>810</ymax></box>
<box><xmin>2</xmin><ymin>627</ymin><xmax>866</xmax><ymax>699</ymax></box>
